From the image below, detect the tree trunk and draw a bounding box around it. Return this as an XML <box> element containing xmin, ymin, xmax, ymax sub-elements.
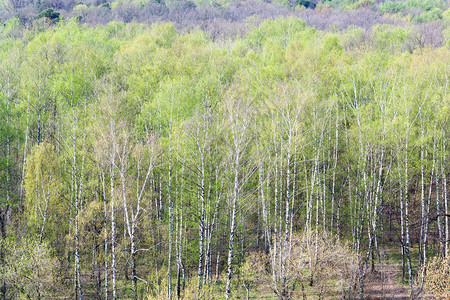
<box><xmin>443</xmin><ymin>142</ymin><xmax>448</xmax><ymax>257</ymax></box>
<box><xmin>225</xmin><ymin>154</ymin><xmax>239</xmax><ymax>300</ymax></box>
<box><xmin>110</xmin><ymin>153</ymin><xmax>117</xmax><ymax>300</ymax></box>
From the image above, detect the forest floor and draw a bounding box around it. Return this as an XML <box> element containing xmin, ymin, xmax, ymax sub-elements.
<box><xmin>363</xmin><ymin>247</ymin><xmax>435</xmax><ymax>300</ymax></box>
<box><xmin>250</xmin><ymin>247</ymin><xmax>429</xmax><ymax>299</ymax></box>
<box><xmin>364</xmin><ymin>263</ymin><xmax>410</xmax><ymax>300</ymax></box>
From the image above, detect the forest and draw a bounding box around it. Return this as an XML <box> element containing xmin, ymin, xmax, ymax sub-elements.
<box><xmin>0</xmin><ymin>0</ymin><xmax>449</xmax><ymax>299</ymax></box>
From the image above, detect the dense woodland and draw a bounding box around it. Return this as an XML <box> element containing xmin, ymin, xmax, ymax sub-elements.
<box><xmin>0</xmin><ymin>0</ymin><xmax>449</xmax><ymax>299</ymax></box>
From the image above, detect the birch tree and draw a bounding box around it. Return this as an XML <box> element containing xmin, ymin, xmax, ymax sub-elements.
<box><xmin>223</xmin><ymin>95</ymin><xmax>254</xmax><ymax>300</ymax></box>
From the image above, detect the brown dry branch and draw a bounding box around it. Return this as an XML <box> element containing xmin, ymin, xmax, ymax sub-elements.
<box><xmin>242</xmin><ymin>231</ymin><xmax>360</xmax><ymax>299</ymax></box>
<box><xmin>424</xmin><ymin>255</ymin><xmax>450</xmax><ymax>299</ymax></box>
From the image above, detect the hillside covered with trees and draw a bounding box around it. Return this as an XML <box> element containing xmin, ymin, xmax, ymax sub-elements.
<box><xmin>0</xmin><ymin>0</ymin><xmax>449</xmax><ymax>299</ymax></box>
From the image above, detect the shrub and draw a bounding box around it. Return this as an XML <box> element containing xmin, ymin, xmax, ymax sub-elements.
<box><xmin>37</xmin><ymin>8</ymin><xmax>60</xmax><ymax>22</ymax></box>
<box><xmin>406</xmin><ymin>0</ymin><xmax>446</xmax><ymax>12</ymax></box>
<box><xmin>296</xmin><ymin>0</ymin><xmax>316</xmax><ymax>9</ymax></box>
<box><xmin>425</xmin><ymin>255</ymin><xmax>450</xmax><ymax>298</ymax></box>
<box><xmin>242</xmin><ymin>231</ymin><xmax>360</xmax><ymax>299</ymax></box>
<box><xmin>412</xmin><ymin>8</ymin><xmax>443</xmax><ymax>23</ymax></box>
<box><xmin>371</xmin><ymin>24</ymin><xmax>415</xmax><ymax>53</ymax></box>
<box><xmin>0</xmin><ymin>237</ymin><xmax>59</xmax><ymax>299</ymax></box>
<box><xmin>379</xmin><ymin>1</ymin><xmax>407</xmax><ymax>14</ymax></box>
<box><xmin>379</xmin><ymin>0</ymin><xmax>447</xmax><ymax>23</ymax></box>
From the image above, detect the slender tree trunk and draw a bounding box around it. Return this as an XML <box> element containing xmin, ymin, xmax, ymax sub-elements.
<box><xmin>273</xmin><ymin>153</ymin><xmax>279</xmax><ymax>284</ymax></box>
<box><xmin>175</xmin><ymin>169</ymin><xmax>181</xmax><ymax>298</ymax></box>
<box><xmin>225</xmin><ymin>154</ymin><xmax>240</xmax><ymax>300</ymax></box>
<box><xmin>100</xmin><ymin>166</ymin><xmax>108</xmax><ymax>300</ymax></box>
<box><xmin>119</xmin><ymin>155</ymin><xmax>132</xmax><ymax>294</ymax></box>
<box><xmin>167</xmin><ymin>111</ymin><xmax>174</xmax><ymax>300</ymax></box>
<box><xmin>19</xmin><ymin>102</ymin><xmax>30</xmax><ymax>208</ymax></box>
<box><xmin>281</xmin><ymin>142</ymin><xmax>291</xmax><ymax>297</ymax></box>
<box><xmin>399</xmin><ymin>160</ymin><xmax>406</xmax><ymax>282</ymax></box>
<box><xmin>443</xmin><ymin>142</ymin><xmax>448</xmax><ymax>257</ymax></box>
<box><xmin>223</xmin><ymin>98</ymin><xmax>251</xmax><ymax>298</ymax></box>
<box><xmin>331</xmin><ymin>109</ymin><xmax>339</xmax><ymax>234</ymax></box>
<box><xmin>289</xmin><ymin>158</ymin><xmax>296</xmax><ymax>254</ymax></box>
<box><xmin>37</xmin><ymin>69</ymin><xmax>42</xmax><ymax>145</ymax></box>
<box><xmin>215</xmin><ymin>252</ymin><xmax>220</xmax><ymax>285</ymax></box>
<box><xmin>205</xmin><ymin>168</ymin><xmax>223</xmax><ymax>286</ymax></box>
<box><xmin>177</xmin><ymin>167</ymin><xmax>185</xmax><ymax>296</ymax></box>
<box><xmin>419</xmin><ymin>117</ymin><xmax>425</xmax><ymax>268</ymax></box>
<box><xmin>436</xmin><ymin>137</ymin><xmax>443</xmax><ymax>256</ymax></box>
<box><xmin>198</xmin><ymin>155</ymin><xmax>205</xmax><ymax>294</ymax></box>
<box><xmin>110</xmin><ymin>149</ymin><xmax>117</xmax><ymax>299</ymax></box>
<box><xmin>167</xmin><ymin>157</ymin><xmax>173</xmax><ymax>300</ymax></box>
<box><xmin>5</xmin><ymin>77</ymin><xmax>10</xmax><ymax>211</ymax></box>
<box><xmin>131</xmin><ymin>226</ymin><xmax>137</xmax><ymax>300</ymax></box>
<box><xmin>404</xmin><ymin>140</ymin><xmax>413</xmax><ymax>296</ymax></box>
<box><xmin>420</xmin><ymin>138</ymin><xmax>436</xmax><ymax>289</ymax></box>
<box><xmin>71</xmin><ymin>94</ymin><xmax>83</xmax><ymax>300</ymax></box>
